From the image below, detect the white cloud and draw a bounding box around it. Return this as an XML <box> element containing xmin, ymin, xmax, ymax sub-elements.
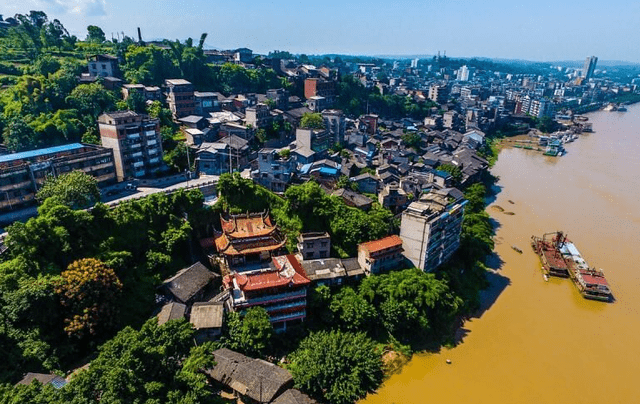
<box><xmin>6</xmin><ymin>0</ymin><xmax>107</xmax><ymax>18</ymax></box>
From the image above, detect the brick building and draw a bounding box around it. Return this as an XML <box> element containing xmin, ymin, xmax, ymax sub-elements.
<box><xmin>98</xmin><ymin>111</ymin><xmax>164</xmax><ymax>181</ymax></box>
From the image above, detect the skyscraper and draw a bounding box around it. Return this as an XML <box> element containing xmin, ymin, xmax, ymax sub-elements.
<box><xmin>582</xmin><ymin>56</ymin><xmax>598</xmax><ymax>80</ymax></box>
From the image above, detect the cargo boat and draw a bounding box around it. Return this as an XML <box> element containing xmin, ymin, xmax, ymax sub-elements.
<box><xmin>531</xmin><ymin>231</ymin><xmax>612</xmax><ymax>301</ymax></box>
<box><xmin>530</xmin><ymin>232</ymin><xmax>570</xmax><ymax>277</ymax></box>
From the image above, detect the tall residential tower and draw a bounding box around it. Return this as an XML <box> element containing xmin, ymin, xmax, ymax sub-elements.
<box><xmin>582</xmin><ymin>56</ymin><xmax>598</xmax><ymax>80</ymax></box>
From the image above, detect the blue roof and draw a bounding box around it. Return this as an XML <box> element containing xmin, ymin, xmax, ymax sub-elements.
<box><xmin>0</xmin><ymin>143</ymin><xmax>85</xmax><ymax>164</ymax></box>
<box><xmin>300</xmin><ymin>163</ymin><xmax>312</xmax><ymax>174</ymax></box>
<box><xmin>434</xmin><ymin>169</ymin><xmax>452</xmax><ymax>178</ymax></box>
<box><xmin>318</xmin><ymin>167</ymin><xmax>338</xmax><ymax>176</ymax></box>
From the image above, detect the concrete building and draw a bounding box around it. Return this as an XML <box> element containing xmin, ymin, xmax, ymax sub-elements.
<box><xmin>582</xmin><ymin>56</ymin><xmax>598</xmax><ymax>80</ymax></box>
<box><xmin>357</xmin><ymin>235</ymin><xmax>404</xmax><ymax>275</ymax></box>
<box><xmin>194</xmin><ymin>91</ymin><xmax>220</xmax><ymax>116</ymax></box>
<box><xmin>359</xmin><ymin>114</ymin><xmax>379</xmax><ymax>135</ymax></box>
<box><xmin>400</xmin><ymin>189</ymin><xmax>467</xmax><ymax>272</ymax></box>
<box><xmin>457</xmin><ymin>65</ymin><xmax>470</xmax><ymax>81</ymax></box>
<box><xmin>121</xmin><ymin>84</ymin><xmax>162</xmax><ymax>102</ymax></box>
<box><xmin>98</xmin><ymin>111</ymin><xmax>164</xmax><ymax>181</ymax></box>
<box><xmin>267</xmin><ymin>88</ymin><xmax>289</xmax><ymax>110</ymax></box>
<box><xmin>296</xmin><ymin>128</ymin><xmax>332</xmax><ymax>153</ymax></box>
<box><xmin>322</xmin><ymin>109</ymin><xmax>346</xmax><ymax>145</ymax></box>
<box><xmin>304</xmin><ymin>78</ymin><xmax>336</xmax><ymax>104</ymax></box>
<box><xmin>378</xmin><ymin>182</ymin><xmax>408</xmax><ymax>212</ymax></box>
<box><xmin>297</xmin><ymin>232</ymin><xmax>331</xmax><ymax>260</ymax></box>
<box><xmin>252</xmin><ymin>148</ymin><xmax>295</xmax><ymax>192</ymax></box>
<box><xmin>428</xmin><ymin>84</ymin><xmax>448</xmax><ymax>104</ymax></box>
<box><xmin>87</xmin><ymin>54</ymin><xmax>119</xmax><ymax>77</ymax></box>
<box><xmin>0</xmin><ymin>143</ymin><xmax>116</xmax><ymax>211</ymax></box>
<box><xmin>245</xmin><ymin>103</ymin><xmax>273</xmax><ymax>129</ymax></box>
<box><xmin>165</xmin><ymin>79</ymin><xmax>195</xmax><ymax>118</ymax></box>
<box><xmin>195</xmin><ymin>142</ymin><xmax>232</xmax><ymax>175</ymax></box>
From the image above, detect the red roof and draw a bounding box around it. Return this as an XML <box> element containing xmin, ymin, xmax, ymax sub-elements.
<box><xmin>225</xmin><ymin>255</ymin><xmax>310</xmax><ymax>292</ymax></box>
<box><xmin>359</xmin><ymin>235</ymin><xmax>403</xmax><ymax>254</ymax></box>
<box><xmin>579</xmin><ymin>270</ymin><xmax>609</xmax><ymax>286</ymax></box>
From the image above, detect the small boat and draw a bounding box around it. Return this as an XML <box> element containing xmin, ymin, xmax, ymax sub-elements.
<box><xmin>446</xmin><ymin>359</ymin><xmax>452</xmax><ymax>364</ymax></box>
<box><xmin>617</xmin><ymin>105</ymin><xmax>627</xmax><ymax>112</ymax></box>
<box><xmin>508</xmin><ymin>200</ymin><xmax>515</xmax><ymax>204</ymax></box>
<box><xmin>512</xmin><ymin>246</ymin><xmax>523</xmax><ymax>254</ymax></box>
<box><xmin>543</xmin><ymin>274</ymin><xmax>549</xmax><ymax>282</ymax></box>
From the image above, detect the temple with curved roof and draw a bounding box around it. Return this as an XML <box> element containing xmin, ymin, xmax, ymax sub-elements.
<box><xmin>214</xmin><ymin>211</ymin><xmax>287</xmax><ymax>266</ymax></box>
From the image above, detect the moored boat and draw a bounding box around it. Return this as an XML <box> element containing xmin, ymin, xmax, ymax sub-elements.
<box><xmin>531</xmin><ymin>231</ymin><xmax>612</xmax><ymax>301</ymax></box>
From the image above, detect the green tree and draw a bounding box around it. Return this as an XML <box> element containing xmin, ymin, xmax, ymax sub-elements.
<box><xmin>299</xmin><ymin>112</ymin><xmax>324</xmax><ymax>129</ymax></box>
<box><xmin>85</xmin><ymin>25</ymin><xmax>106</xmax><ymax>43</ymax></box>
<box><xmin>223</xmin><ymin>307</ymin><xmax>273</xmax><ymax>356</ymax></box>
<box><xmin>54</xmin><ymin>258</ymin><xmax>123</xmax><ymax>338</ymax></box>
<box><xmin>438</xmin><ymin>163</ymin><xmax>463</xmax><ymax>186</ymax></box>
<box><xmin>2</xmin><ymin>119</ymin><xmax>39</xmax><ymax>152</ymax></box>
<box><xmin>5</xmin><ymin>318</ymin><xmax>218</xmax><ymax>403</ymax></box>
<box><xmin>66</xmin><ymin>82</ymin><xmax>117</xmax><ymax>117</ymax></box>
<box><xmin>289</xmin><ymin>330</ymin><xmax>383</xmax><ymax>404</ymax></box>
<box><xmin>36</xmin><ymin>171</ymin><xmax>100</xmax><ymax>209</ymax></box>
<box><xmin>329</xmin><ymin>287</ymin><xmax>376</xmax><ymax>332</ymax></box>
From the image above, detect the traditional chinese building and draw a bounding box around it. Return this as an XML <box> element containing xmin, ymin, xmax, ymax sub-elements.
<box><xmin>214</xmin><ymin>211</ymin><xmax>287</xmax><ymax>267</ymax></box>
<box><xmin>223</xmin><ymin>254</ymin><xmax>311</xmax><ymax>331</ymax></box>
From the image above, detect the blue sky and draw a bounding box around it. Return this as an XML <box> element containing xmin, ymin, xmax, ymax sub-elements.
<box><xmin>4</xmin><ymin>0</ymin><xmax>640</xmax><ymax>63</ymax></box>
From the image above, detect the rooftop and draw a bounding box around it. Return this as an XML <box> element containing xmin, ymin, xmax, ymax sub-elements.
<box><xmin>0</xmin><ymin>143</ymin><xmax>86</xmax><ymax>164</ymax></box>
<box><xmin>157</xmin><ymin>302</ymin><xmax>186</xmax><ymax>325</ymax></box>
<box><xmin>359</xmin><ymin>235</ymin><xmax>403</xmax><ymax>254</ymax></box>
<box><xmin>190</xmin><ymin>302</ymin><xmax>224</xmax><ymax>329</ymax></box>
<box><xmin>161</xmin><ymin>262</ymin><xmax>218</xmax><ymax>303</ymax></box>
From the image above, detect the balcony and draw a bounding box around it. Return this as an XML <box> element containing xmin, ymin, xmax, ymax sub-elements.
<box><xmin>147</xmin><ymin>139</ymin><xmax>157</xmax><ymax>146</ymax></box>
<box><xmin>264</xmin><ymin>300</ymin><xmax>306</xmax><ymax>313</ymax></box>
<box><xmin>133</xmin><ymin>161</ymin><xmax>144</xmax><ymax>168</ymax></box>
<box><xmin>270</xmin><ymin>310</ymin><xmax>306</xmax><ymax>323</ymax></box>
<box><xmin>127</xmin><ymin>133</ymin><xmax>141</xmax><ymax>140</ymax></box>
<box><xmin>235</xmin><ymin>289</ymin><xmax>307</xmax><ymax>307</ymax></box>
<box><xmin>148</xmin><ymin>157</ymin><xmax>160</xmax><ymax>164</ymax></box>
<box><xmin>131</xmin><ymin>152</ymin><xmax>143</xmax><ymax>158</ymax></box>
<box><xmin>145</xmin><ymin>130</ymin><xmax>156</xmax><ymax>137</ymax></box>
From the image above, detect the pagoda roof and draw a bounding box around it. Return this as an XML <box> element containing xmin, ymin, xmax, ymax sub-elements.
<box><xmin>220</xmin><ymin>211</ymin><xmax>277</xmax><ymax>238</ymax></box>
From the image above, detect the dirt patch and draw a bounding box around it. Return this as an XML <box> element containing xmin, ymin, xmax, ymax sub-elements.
<box><xmin>382</xmin><ymin>349</ymin><xmax>410</xmax><ymax>376</ymax></box>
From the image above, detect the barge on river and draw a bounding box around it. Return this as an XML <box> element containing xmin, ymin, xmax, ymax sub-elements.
<box><xmin>531</xmin><ymin>231</ymin><xmax>612</xmax><ymax>301</ymax></box>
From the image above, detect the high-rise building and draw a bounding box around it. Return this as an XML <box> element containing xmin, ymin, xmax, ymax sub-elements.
<box><xmin>582</xmin><ymin>56</ymin><xmax>598</xmax><ymax>80</ymax></box>
<box><xmin>400</xmin><ymin>189</ymin><xmax>467</xmax><ymax>272</ymax></box>
<box><xmin>457</xmin><ymin>65</ymin><xmax>470</xmax><ymax>81</ymax></box>
<box><xmin>98</xmin><ymin>111</ymin><xmax>164</xmax><ymax>181</ymax></box>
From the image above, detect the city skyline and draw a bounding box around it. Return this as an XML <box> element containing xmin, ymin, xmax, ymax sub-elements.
<box><xmin>2</xmin><ymin>0</ymin><xmax>640</xmax><ymax>63</ymax></box>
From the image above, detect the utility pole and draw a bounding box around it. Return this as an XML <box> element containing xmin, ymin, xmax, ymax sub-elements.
<box><xmin>185</xmin><ymin>143</ymin><xmax>191</xmax><ymax>185</ymax></box>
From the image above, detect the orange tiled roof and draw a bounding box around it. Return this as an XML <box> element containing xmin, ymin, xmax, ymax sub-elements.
<box><xmin>220</xmin><ymin>213</ymin><xmax>277</xmax><ymax>238</ymax></box>
<box><xmin>225</xmin><ymin>255</ymin><xmax>310</xmax><ymax>292</ymax></box>
<box><xmin>359</xmin><ymin>235</ymin><xmax>403</xmax><ymax>254</ymax></box>
<box><xmin>214</xmin><ymin>233</ymin><xmax>287</xmax><ymax>256</ymax></box>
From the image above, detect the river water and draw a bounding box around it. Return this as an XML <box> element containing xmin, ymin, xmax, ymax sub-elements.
<box><xmin>362</xmin><ymin>104</ymin><xmax>640</xmax><ymax>404</ymax></box>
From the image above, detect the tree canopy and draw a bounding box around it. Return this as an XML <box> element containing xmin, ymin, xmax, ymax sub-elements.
<box><xmin>299</xmin><ymin>113</ymin><xmax>324</xmax><ymax>129</ymax></box>
<box><xmin>54</xmin><ymin>258</ymin><xmax>122</xmax><ymax>338</ymax></box>
<box><xmin>36</xmin><ymin>171</ymin><xmax>101</xmax><ymax>209</ymax></box>
<box><xmin>288</xmin><ymin>330</ymin><xmax>383</xmax><ymax>404</ymax></box>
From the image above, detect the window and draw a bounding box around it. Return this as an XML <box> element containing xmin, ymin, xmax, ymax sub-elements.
<box><xmin>101</xmin><ymin>64</ymin><xmax>107</xmax><ymax>70</ymax></box>
<box><xmin>320</xmin><ymin>241</ymin><xmax>328</xmax><ymax>247</ymax></box>
<box><xmin>306</xmin><ymin>243</ymin><xmax>314</xmax><ymax>249</ymax></box>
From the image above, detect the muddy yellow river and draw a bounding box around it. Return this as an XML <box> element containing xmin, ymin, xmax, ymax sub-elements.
<box><xmin>362</xmin><ymin>104</ymin><xmax>640</xmax><ymax>404</ymax></box>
